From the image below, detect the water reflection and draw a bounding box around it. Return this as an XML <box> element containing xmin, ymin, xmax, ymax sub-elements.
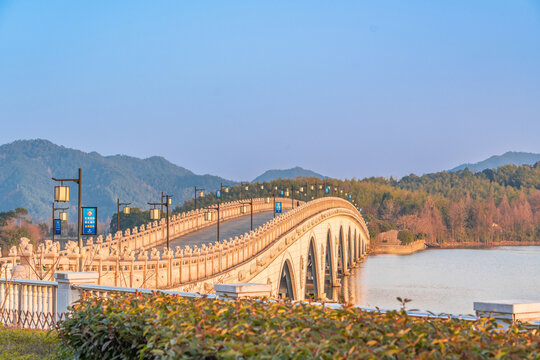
<box><xmin>337</xmin><ymin>267</ymin><xmax>364</xmax><ymax>305</ymax></box>
<box><xmin>341</xmin><ymin>246</ymin><xmax>540</xmax><ymax>315</ymax></box>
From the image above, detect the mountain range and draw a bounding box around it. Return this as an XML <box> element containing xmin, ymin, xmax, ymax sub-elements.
<box><xmin>1</xmin><ymin>139</ymin><xmax>537</xmax><ymax>224</ymax></box>
<box><xmin>252</xmin><ymin>166</ymin><xmax>324</xmax><ymax>183</ymax></box>
<box><xmin>0</xmin><ymin>140</ymin><xmax>324</xmax><ymax>223</ymax></box>
<box><xmin>0</xmin><ymin>139</ymin><xmax>234</xmax><ymax>222</ymax></box>
<box><xmin>449</xmin><ymin>151</ymin><xmax>540</xmax><ymax>172</ymax></box>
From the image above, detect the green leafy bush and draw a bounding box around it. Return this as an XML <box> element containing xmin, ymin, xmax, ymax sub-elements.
<box><xmin>57</xmin><ymin>292</ymin><xmax>540</xmax><ymax>359</ymax></box>
<box><xmin>398</xmin><ymin>230</ymin><xmax>415</xmax><ymax>245</ymax></box>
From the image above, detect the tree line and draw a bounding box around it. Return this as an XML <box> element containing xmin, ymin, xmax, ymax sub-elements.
<box><xmin>108</xmin><ymin>162</ymin><xmax>540</xmax><ymax>245</ymax></box>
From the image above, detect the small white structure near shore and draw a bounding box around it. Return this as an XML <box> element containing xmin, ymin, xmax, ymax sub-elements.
<box><xmin>474</xmin><ymin>300</ymin><xmax>540</xmax><ymax>322</ymax></box>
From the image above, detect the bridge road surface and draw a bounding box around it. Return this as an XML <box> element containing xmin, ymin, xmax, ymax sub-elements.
<box><xmin>168</xmin><ymin>210</ymin><xmax>289</xmax><ymax>249</ymax></box>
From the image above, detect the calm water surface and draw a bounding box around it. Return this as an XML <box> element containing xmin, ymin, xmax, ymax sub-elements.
<box><xmin>343</xmin><ymin>246</ymin><xmax>540</xmax><ymax>315</ymax></box>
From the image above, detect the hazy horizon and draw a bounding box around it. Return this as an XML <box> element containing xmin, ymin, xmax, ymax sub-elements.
<box><xmin>1</xmin><ymin>1</ymin><xmax>539</xmax><ymax>180</ymax></box>
<box><xmin>3</xmin><ymin>138</ymin><xmax>538</xmax><ymax>182</ymax></box>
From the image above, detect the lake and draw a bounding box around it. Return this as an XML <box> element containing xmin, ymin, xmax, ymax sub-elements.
<box><xmin>341</xmin><ymin>246</ymin><xmax>540</xmax><ymax>315</ymax></box>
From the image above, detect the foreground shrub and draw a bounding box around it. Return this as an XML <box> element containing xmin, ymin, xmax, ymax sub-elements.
<box><xmin>58</xmin><ymin>292</ymin><xmax>540</xmax><ymax>359</ymax></box>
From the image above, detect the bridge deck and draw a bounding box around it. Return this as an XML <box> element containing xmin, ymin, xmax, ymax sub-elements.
<box><xmin>168</xmin><ymin>211</ymin><xmax>287</xmax><ymax>249</ymax></box>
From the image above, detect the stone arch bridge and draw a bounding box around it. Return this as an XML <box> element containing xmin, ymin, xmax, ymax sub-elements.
<box><xmin>1</xmin><ymin>197</ymin><xmax>369</xmax><ymax>300</ymax></box>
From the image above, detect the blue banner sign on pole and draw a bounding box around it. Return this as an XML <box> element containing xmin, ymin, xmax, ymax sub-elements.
<box><xmin>54</xmin><ymin>219</ymin><xmax>61</xmax><ymax>235</ymax></box>
<box><xmin>348</xmin><ymin>194</ymin><xmax>352</xmax><ymax>199</ymax></box>
<box><xmin>216</xmin><ymin>190</ymin><xmax>221</xmax><ymax>199</ymax></box>
<box><xmin>325</xmin><ymin>187</ymin><xmax>330</xmax><ymax>194</ymax></box>
<box><xmin>275</xmin><ymin>201</ymin><xmax>282</xmax><ymax>213</ymax></box>
<box><xmin>280</xmin><ymin>190</ymin><xmax>284</xmax><ymax>196</ymax></box>
<box><xmin>82</xmin><ymin>207</ymin><xmax>97</xmax><ymax>235</ymax></box>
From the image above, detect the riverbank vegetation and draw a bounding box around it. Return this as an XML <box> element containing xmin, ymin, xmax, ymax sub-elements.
<box><xmin>56</xmin><ymin>292</ymin><xmax>540</xmax><ymax>359</ymax></box>
<box><xmin>0</xmin><ymin>208</ymin><xmax>44</xmax><ymax>254</ymax></box>
<box><xmin>359</xmin><ymin>163</ymin><xmax>540</xmax><ymax>244</ymax></box>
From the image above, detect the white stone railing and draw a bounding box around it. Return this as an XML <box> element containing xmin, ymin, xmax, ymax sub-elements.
<box><xmin>64</xmin><ymin>197</ymin><xmax>297</xmax><ymax>256</ymax></box>
<box><xmin>0</xmin><ymin>278</ymin><xmax>58</xmax><ymax>328</ymax></box>
<box><xmin>0</xmin><ymin>272</ymin><xmax>270</xmax><ymax>329</ymax></box>
<box><xmin>0</xmin><ymin>197</ymin><xmax>298</xmax><ymax>267</ymax></box>
<box><xmin>72</xmin><ymin>283</ymin><xmax>210</xmax><ymax>299</ymax></box>
<box><xmin>1</xmin><ymin>198</ymin><xmax>367</xmax><ymax>290</ymax></box>
<box><xmin>4</xmin><ymin>272</ymin><xmax>509</xmax><ymax>331</ymax></box>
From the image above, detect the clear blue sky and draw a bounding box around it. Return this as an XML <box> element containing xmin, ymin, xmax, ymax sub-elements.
<box><xmin>1</xmin><ymin>1</ymin><xmax>539</xmax><ymax>181</ymax></box>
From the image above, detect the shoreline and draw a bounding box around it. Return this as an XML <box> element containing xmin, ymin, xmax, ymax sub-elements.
<box><xmin>426</xmin><ymin>241</ymin><xmax>540</xmax><ymax>249</ymax></box>
<box><xmin>369</xmin><ymin>240</ymin><xmax>540</xmax><ymax>255</ymax></box>
<box><xmin>370</xmin><ymin>240</ymin><xmax>426</xmax><ymax>255</ymax></box>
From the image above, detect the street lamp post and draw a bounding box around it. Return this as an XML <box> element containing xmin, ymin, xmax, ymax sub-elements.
<box><xmin>272</xmin><ymin>186</ymin><xmax>278</xmax><ymax>218</ymax></box>
<box><xmin>310</xmin><ymin>183</ymin><xmax>323</xmax><ymax>199</ymax></box>
<box><xmin>52</xmin><ymin>167</ymin><xmax>82</xmax><ymax>271</ymax></box>
<box><xmin>299</xmin><ymin>184</ymin><xmax>308</xmax><ymax>201</ymax></box>
<box><xmin>194</xmin><ymin>186</ymin><xmax>205</xmax><ymax>210</ymax></box>
<box><xmin>51</xmin><ymin>203</ymin><xmax>68</xmax><ymax>243</ymax></box>
<box><xmin>214</xmin><ymin>183</ymin><xmax>230</xmax><ymax>242</ymax></box>
<box><xmin>160</xmin><ymin>192</ymin><xmax>172</xmax><ymax>213</ymax></box>
<box><xmin>116</xmin><ymin>198</ymin><xmax>132</xmax><ymax>234</ymax></box>
<box><xmin>239</xmin><ymin>197</ymin><xmax>254</xmax><ymax>231</ymax></box>
<box><xmin>241</xmin><ymin>182</ymin><xmax>249</xmax><ymax>199</ymax></box>
<box><xmin>148</xmin><ymin>194</ymin><xmax>172</xmax><ymax>250</ymax></box>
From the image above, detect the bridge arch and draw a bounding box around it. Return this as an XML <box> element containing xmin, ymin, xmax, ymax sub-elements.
<box><xmin>352</xmin><ymin>228</ymin><xmax>357</xmax><ymax>261</ymax></box>
<box><xmin>361</xmin><ymin>229</ymin><xmax>368</xmax><ymax>256</ymax></box>
<box><xmin>278</xmin><ymin>257</ymin><xmax>296</xmax><ymax>299</ymax></box>
<box><xmin>348</xmin><ymin>227</ymin><xmax>353</xmax><ymax>268</ymax></box>
<box><xmin>354</xmin><ymin>232</ymin><xmax>358</xmax><ymax>263</ymax></box>
<box><xmin>337</xmin><ymin>226</ymin><xmax>346</xmax><ymax>275</ymax></box>
<box><xmin>304</xmin><ymin>237</ymin><xmax>320</xmax><ymax>299</ymax></box>
<box><xmin>323</xmin><ymin>229</ymin><xmax>335</xmax><ymax>300</ymax></box>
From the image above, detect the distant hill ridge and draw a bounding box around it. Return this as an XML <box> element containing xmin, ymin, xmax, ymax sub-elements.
<box><xmin>252</xmin><ymin>166</ymin><xmax>324</xmax><ymax>183</ymax></box>
<box><xmin>449</xmin><ymin>151</ymin><xmax>540</xmax><ymax>172</ymax></box>
<box><xmin>0</xmin><ymin>139</ymin><xmax>234</xmax><ymax>222</ymax></box>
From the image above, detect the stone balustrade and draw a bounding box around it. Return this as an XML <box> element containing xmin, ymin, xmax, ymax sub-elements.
<box><xmin>0</xmin><ymin>277</ymin><xmax>58</xmax><ymax>328</ymax></box>
<box><xmin>0</xmin><ymin>197</ymin><xmax>295</xmax><ymax>271</ymax></box>
<box><xmin>59</xmin><ymin>197</ymin><xmax>296</xmax><ymax>257</ymax></box>
<box><xmin>1</xmin><ymin>197</ymin><xmax>367</xmax><ymax>290</ymax></box>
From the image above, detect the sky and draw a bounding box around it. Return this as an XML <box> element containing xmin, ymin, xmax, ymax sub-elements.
<box><xmin>0</xmin><ymin>1</ymin><xmax>539</xmax><ymax>181</ymax></box>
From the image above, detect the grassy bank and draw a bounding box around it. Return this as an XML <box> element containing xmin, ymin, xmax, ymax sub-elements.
<box><xmin>0</xmin><ymin>327</ymin><xmax>59</xmax><ymax>360</ymax></box>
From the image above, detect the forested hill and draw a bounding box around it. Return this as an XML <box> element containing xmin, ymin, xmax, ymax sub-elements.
<box><xmin>399</xmin><ymin>163</ymin><xmax>540</xmax><ymax>198</ymax></box>
<box><xmin>170</xmin><ymin>162</ymin><xmax>540</xmax><ymax>246</ymax></box>
<box><xmin>359</xmin><ymin>162</ymin><xmax>540</xmax><ymax>244</ymax></box>
<box><xmin>0</xmin><ymin>139</ymin><xmax>234</xmax><ymax>222</ymax></box>
<box><xmin>449</xmin><ymin>151</ymin><xmax>540</xmax><ymax>172</ymax></box>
